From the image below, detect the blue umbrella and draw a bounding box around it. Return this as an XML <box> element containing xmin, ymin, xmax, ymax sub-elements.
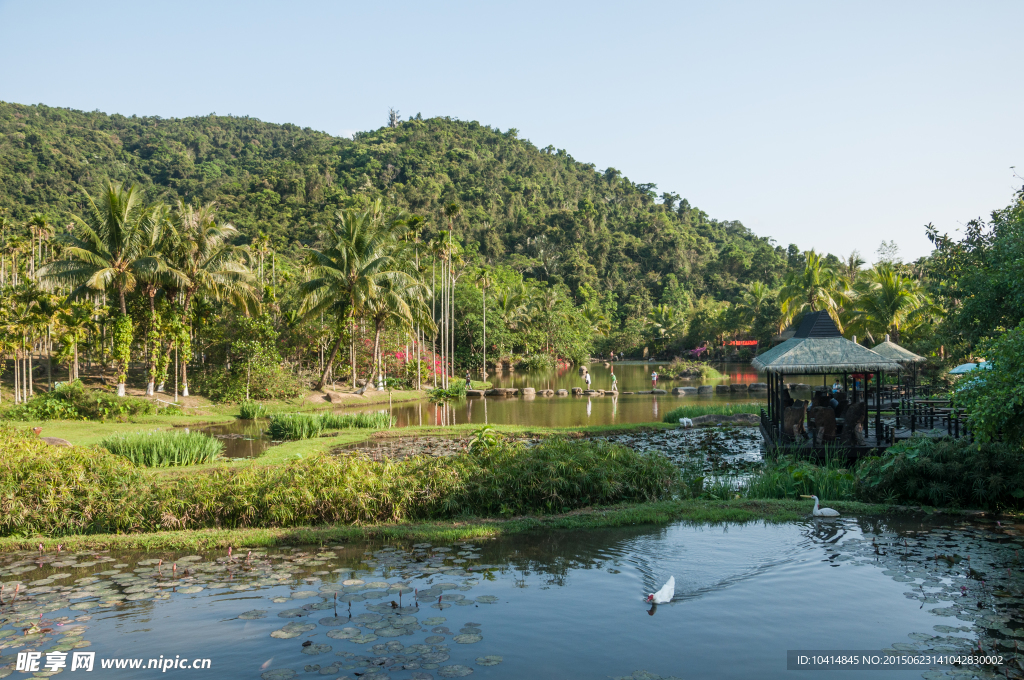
<box><xmin>948</xmin><ymin>361</ymin><xmax>992</xmax><ymax>375</ymax></box>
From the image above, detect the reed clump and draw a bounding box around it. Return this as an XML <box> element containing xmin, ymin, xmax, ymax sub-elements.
<box><xmin>267</xmin><ymin>411</ymin><xmax>394</xmax><ymax>440</ymax></box>
<box><xmin>743</xmin><ymin>450</ymin><xmax>858</xmax><ymax>501</ymax></box>
<box><xmin>663</xmin><ymin>402</ymin><xmax>760</xmax><ymax>423</ymax></box>
<box><xmin>101</xmin><ymin>430</ymin><xmax>224</xmax><ymax>467</ymax></box>
<box><xmin>238</xmin><ymin>400</ymin><xmax>268</xmax><ymax>419</ymax></box>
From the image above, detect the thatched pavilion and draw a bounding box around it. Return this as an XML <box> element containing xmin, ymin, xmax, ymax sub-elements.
<box><xmin>752</xmin><ymin>311</ymin><xmax>901</xmax><ymax>449</ymax></box>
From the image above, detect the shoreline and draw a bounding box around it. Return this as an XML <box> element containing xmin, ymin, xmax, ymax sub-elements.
<box><xmin>0</xmin><ymin>499</ymin><xmax>972</xmax><ymax>553</ymax></box>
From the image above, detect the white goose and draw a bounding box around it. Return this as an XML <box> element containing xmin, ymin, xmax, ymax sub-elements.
<box><xmin>800</xmin><ymin>495</ymin><xmax>840</xmax><ymax>517</ymax></box>
<box><xmin>646</xmin><ymin>576</ymin><xmax>675</xmax><ymax>604</ymax></box>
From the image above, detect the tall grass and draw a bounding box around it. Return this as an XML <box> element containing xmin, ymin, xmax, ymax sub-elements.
<box><xmin>743</xmin><ymin>449</ymin><xmax>857</xmax><ymax>500</ymax></box>
<box><xmin>101</xmin><ymin>431</ymin><xmax>224</xmax><ymax>467</ymax></box>
<box><xmin>267</xmin><ymin>411</ymin><xmax>395</xmax><ymax>440</ymax></box>
<box><xmin>238</xmin><ymin>400</ymin><xmax>268</xmax><ymax>419</ymax></box>
<box><xmin>663</xmin><ymin>402</ymin><xmax>761</xmax><ymax>423</ymax></box>
<box><xmin>0</xmin><ymin>426</ymin><xmax>681</xmax><ymax>536</ymax></box>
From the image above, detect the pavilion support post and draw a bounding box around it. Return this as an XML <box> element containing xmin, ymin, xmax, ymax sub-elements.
<box><xmin>778</xmin><ymin>373</ymin><xmax>785</xmax><ymax>441</ymax></box>
<box><xmin>875</xmin><ymin>371</ymin><xmax>882</xmax><ymax>443</ymax></box>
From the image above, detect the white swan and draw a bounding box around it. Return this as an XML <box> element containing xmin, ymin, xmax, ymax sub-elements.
<box><xmin>800</xmin><ymin>495</ymin><xmax>840</xmax><ymax>517</ymax></box>
<box><xmin>679</xmin><ymin>418</ymin><xmax>693</xmax><ymax>428</ymax></box>
<box><xmin>646</xmin><ymin>576</ymin><xmax>675</xmax><ymax>604</ymax></box>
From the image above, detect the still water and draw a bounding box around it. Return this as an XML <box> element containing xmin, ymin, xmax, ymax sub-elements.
<box><xmin>1</xmin><ymin>516</ymin><xmax>1019</xmax><ymax>679</ymax></box>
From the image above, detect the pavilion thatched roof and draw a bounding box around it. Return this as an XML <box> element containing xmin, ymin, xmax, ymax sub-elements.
<box><xmin>751</xmin><ymin>311</ymin><xmax>902</xmax><ymax>374</ymax></box>
<box><xmin>870</xmin><ymin>335</ymin><xmax>926</xmax><ymax>364</ymax></box>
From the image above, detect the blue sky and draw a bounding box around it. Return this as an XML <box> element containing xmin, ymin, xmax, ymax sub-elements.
<box><xmin>1</xmin><ymin>0</ymin><xmax>1021</xmax><ymax>262</ymax></box>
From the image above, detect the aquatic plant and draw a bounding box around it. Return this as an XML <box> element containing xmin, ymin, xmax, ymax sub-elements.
<box><xmin>101</xmin><ymin>430</ymin><xmax>224</xmax><ymax>467</ymax></box>
<box><xmin>743</xmin><ymin>449</ymin><xmax>857</xmax><ymax>501</ymax></box>
<box><xmin>662</xmin><ymin>402</ymin><xmax>760</xmax><ymax>423</ymax></box>
<box><xmin>664</xmin><ymin>358</ymin><xmax>722</xmax><ymax>381</ymax></box>
<box><xmin>238</xmin><ymin>400</ymin><xmax>269</xmax><ymax>419</ymax></box>
<box><xmin>515</xmin><ymin>354</ymin><xmax>556</xmax><ymax>371</ymax></box>
<box><xmin>267</xmin><ymin>411</ymin><xmax>395</xmax><ymax>440</ymax></box>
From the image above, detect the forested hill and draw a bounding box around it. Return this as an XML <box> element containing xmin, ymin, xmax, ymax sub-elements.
<box><xmin>0</xmin><ymin>101</ymin><xmax>794</xmax><ymax>317</ymax></box>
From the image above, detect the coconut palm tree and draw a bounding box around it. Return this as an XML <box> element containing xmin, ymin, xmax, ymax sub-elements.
<box><xmin>42</xmin><ymin>183</ymin><xmax>174</xmax><ymax>396</ymax></box>
<box><xmin>475</xmin><ymin>266</ymin><xmax>493</xmax><ymax>376</ymax></box>
<box><xmin>581</xmin><ymin>305</ymin><xmax>610</xmax><ymax>338</ymax></box>
<box><xmin>779</xmin><ymin>250</ymin><xmax>848</xmax><ymax>330</ymax></box>
<box><xmin>300</xmin><ymin>200</ymin><xmax>411</xmax><ymax>390</ymax></box>
<box><xmin>166</xmin><ymin>200</ymin><xmax>257</xmax><ymax>395</ymax></box>
<box><xmin>848</xmin><ymin>263</ymin><xmax>939</xmax><ymax>343</ymax></box>
<box><xmin>646</xmin><ymin>304</ymin><xmax>684</xmax><ymax>352</ymax></box>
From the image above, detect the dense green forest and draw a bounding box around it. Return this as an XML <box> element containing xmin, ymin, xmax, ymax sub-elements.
<box><xmin>0</xmin><ymin>101</ymin><xmax>791</xmax><ymax>345</ymax></box>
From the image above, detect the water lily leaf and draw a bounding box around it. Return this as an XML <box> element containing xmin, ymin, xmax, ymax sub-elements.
<box><xmin>277</xmin><ymin>609</ymin><xmax>310</xmax><ymax>618</ymax></box>
<box><xmin>343</xmin><ymin>579</ymin><xmax>364</xmax><ymax>586</ymax></box>
<box><xmin>422</xmin><ymin>618</ymin><xmax>446</xmax><ymax>626</ymax></box>
<box><xmin>374</xmin><ymin>626</ymin><xmax>407</xmax><ymax>637</ymax></box>
<box><xmin>178</xmin><ymin>586</ymin><xmax>204</xmax><ymax>594</ymax></box>
<box><xmin>459</xmin><ymin>627</ymin><xmax>481</xmax><ymax>635</ymax></box>
<box><xmin>326</xmin><ymin>627</ymin><xmax>362</xmax><ymax>640</ymax></box>
<box><xmin>270</xmin><ymin>597</ymin><xmax>289</xmax><ymax>603</ymax></box>
<box><xmin>475</xmin><ymin>656</ymin><xmax>502</xmax><ymax>666</ymax></box>
<box><xmin>270</xmin><ymin>622</ymin><xmax>315</xmax><ymax>639</ymax></box>
<box><xmin>424</xmin><ymin>636</ymin><xmax>445</xmax><ymax>644</ymax></box>
<box><xmin>430</xmin><ymin>603</ymin><xmax>451</xmax><ymax>610</ymax></box>
<box><xmin>318</xmin><ymin>616</ymin><xmax>349</xmax><ymax>626</ymax></box>
<box><xmin>239</xmin><ymin>610</ymin><xmax>267</xmax><ymax>620</ymax></box>
<box><xmin>453</xmin><ymin>634</ymin><xmax>481</xmax><ymax>644</ymax></box>
<box><xmin>421</xmin><ymin>652</ymin><xmax>450</xmax><ymax>663</ymax></box>
<box><xmin>262</xmin><ymin>670</ymin><xmax>297</xmax><ymax>680</ymax></box>
<box><xmin>366</xmin><ymin>581</ymin><xmax>391</xmax><ymax>588</ymax></box>
<box><xmin>348</xmin><ymin>633</ymin><xmax>377</xmax><ymax>644</ymax></box>
<box><xmin>437</xmin><ymin>664</ymin><xmax>473</xmax><ymax>677</ymax></box>
<box><xmin>300</xmin><ymin>643</ymin><xmax>332</xmax><ymax>655</ymax></box>
<box><xmin>291</xmin><ymin>590</ymin><xmax>318</xmax><ymax>599</ymax></box>
<box><xmin>410</xmin><ymin>673</ymin><xmax>433</xmax><ymax>680</ymax></box>
<box><xmin>473</xmin><ymin>595</ymin><xmax>498</xmax><ymax>604</ymax></box>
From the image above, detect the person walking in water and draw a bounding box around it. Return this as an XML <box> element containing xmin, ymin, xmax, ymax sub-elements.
<box><xmin>584</xmin><ymin>371</ymin><xmax>592</xmax><ymax>390</ymax></box>
<box><xmin>651</xmin><ymin>370</ymin><xmax>658</xmax><ymax>388</ymax></box>
<box><xmin>611</xmin><ymin>371</ymin><xmax>618</xmax><ymax>392</ymax></box>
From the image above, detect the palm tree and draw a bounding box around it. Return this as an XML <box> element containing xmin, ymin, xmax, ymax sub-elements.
<box><xmin>581</xmin><ymin>305</ymin><xmax>610</xmax><ymax>338</ymax></box>
<box><xmin>495</xmin><ymin>283</ymin><xmax>529</xmax><ymax>360</ymax></box>
<box><xmin>735</xmin><ymin>281</ymin><xmax>774</xmax><ymax>333</ymax></box>
<box><xmin>166</xmin><ymin>200</ymin><xmax>256</xmax><ymax>395</ymax></box>
<box><xmin>840</xmin><ymin>250</ymin><xmax>865</xmax><ymax>289</ymax></box>
<box><xmin>300</xmin><ymin>201</ymin><xmax>410</xmax><ymax>391</ymax></box>
<box><xmin>646</xmin><ymin>304</ymin><xmax>684</xmax><ymax>352</ymax></box>
<box><xmin>848</xmin><ymin>263</ymin><xmax>938</xmax><ymax>343</ymax></box>
<box><xmin>779</xmin><ymin>250</ymin><xmax>848</xmax><ymax>331</ymax></box>
<box><xmin>42</xmin><ymin>182</ymin><xmax>169</xmax><ymax>396</ymax></box>
<box><xmin>475</xmin><ymin>266</ymin><xmax>493</xmax><ymax>377</ymax></box>
<box><xmin>56</xmin><ymin>302</ymin><xmax>94</xmax><ymax>382</ymax></box>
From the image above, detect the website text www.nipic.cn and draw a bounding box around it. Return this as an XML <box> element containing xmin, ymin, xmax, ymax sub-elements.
<box><xmin>17</xmin><ymin>652</ymin><xmax>212</xmax><ymax>672</ymax></box>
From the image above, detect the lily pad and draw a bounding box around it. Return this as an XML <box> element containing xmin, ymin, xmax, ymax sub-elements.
<box><xmin>261</xmin><ymin>670</ymin><xmax>297</xmax><ymax>680</ymax></box>
<box><xmin>300</xmin><ymin>643</ymin><xmax>332</xmax><ymax>655</ymax></box>
<box><xmin>270</xmin><ymin>622</ymin><xmax>316</xmax><ymax>639</ymax></box>
<box><xmin>424</xmin><ymin>636</ymin><xmax>445</xmax><ymax>644</ymax></box>
<box><xmin>239</xmin><ymin>610</ymin><xmax>267</xmax><ymax>620</ymax></box>
<box><xmin>277</xmin><ymin>609</ymin><xmax>311</xmax><ymax>618</ymax></box>
<box><xmin>374</xmin><ymin>626</ymin><xmax>407</xmax><ymax>637</ymax></box>
<box><xmin>326</xmin><ymin>627</ymin><xmax>362</xmax><ymax>640</ymax></box>
<box><xmin>473</xmin><ymin>595</ymin><xmax>498</xmax><ymax>604</ymax></box>
<box><xmin>453</xmin><ymin>634</ymin><xmax>482</xmax><ymax>644</ymax></box>
<box><xmin>270</xmin><ymin>596</ymin><xmax>289</xmax><ymax>603</ymax></box>
<box><xmin>475</xmin><ymin>656</ymin><xmax>502</xmax><ymax>666</ymax></box>
<box><xmin>178</xmin><ymin>586</ymin><xmax>204</xmax><ymax>594</ymax></box>
<box><xmin>349</xmin><ymin>633</ymin><xmax>378</xmax><ymax>644</ymax></box>
<box><xmin>342</xmin><ymin>579</ymin><xmax>364</xmax><ymax>586</ymax></box>
<box><xmin>291</xmin><ymin>590</ymin><xmax>319</xmax><ymax>599</ymax></box>
<box><xmin>437</xmin><ymin>665</ymin><xmax>473</xmax><ymax>677</ymax></box>
<box><xmin>318</xmin><ymin>616</ymin><xmax>349</xmax><ymax>626</ymax></box>
<box><xmin>422</xmin><ymin>617</ymin><xmax>446</xmax><ymax>625</ymax></box>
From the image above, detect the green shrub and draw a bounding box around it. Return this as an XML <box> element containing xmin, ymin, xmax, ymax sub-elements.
<box><xmin>0</xmin><ymin>427</ymin><xmax>680</xmax><ymax>536</ymax></box>
<box><xmin>0</xmin><ymin>425</ymin><xmax>154</xmax><ymax>536</ymax></box>
<box><xmin>101</xmin><ymin>430</ymin><xmax>224</xmax><ymax>467</ymax></box>
<box><xmin>189</xmin><ymin>365</ymin><xmax>302</xmax><ymax>403</ymax></box>
<box><xmin>3</xmin><ymin>381</ymin><xmax>155</xmax><ymax>421</ymax></box>
<box><xmin>857</xmin><ymin>437</ymin><xmax>1024</xmax><ymax>510</ymax></box>
<box><xmin>427</xmin><ymin>381</ymin><xmax>467</xmax><ymax>402</ymax></box>
<box><xmin>239</xmin><ymin>400</ymin><xmax>268</xmax><ymax>419</ymax></box>
<box><xmin>664</xmin><ymin>358</ymin><xmax>722</xmax><ymax>380</ymax></box>
<box><xmin>267</xmin><ymin>411</ymin><xmax>395</xmax><ymax>440</ymax></box>
<box><xmin>515</xmin><ymin>354</ymin><xmax>556</xmax><ymax>371</ymax></box>
<box><xmin>663</xmin><ymin>402</ymin><xmax>760</xmax><ymax>423</ymax></box>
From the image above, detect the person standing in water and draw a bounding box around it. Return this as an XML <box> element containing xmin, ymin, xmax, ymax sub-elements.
<box><xmin>611</xmin><ymin>371</ymin><xmax>618</xmax><ymax>392</ymax></box>
<box><xmin>585</xmin><ymin>371</ymin><xmax>592</xmax><ymax>390</ymax></box>
<box><xmin>651</xmin><ymin>370</ymin><xmax>658</xmax><ymax>387</ymax></box>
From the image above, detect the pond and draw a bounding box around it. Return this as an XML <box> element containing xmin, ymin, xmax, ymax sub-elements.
<box><xmin>1</xmin><ymin>515</ymin><xmax>1019</xmax><ymax>679</ymax></box>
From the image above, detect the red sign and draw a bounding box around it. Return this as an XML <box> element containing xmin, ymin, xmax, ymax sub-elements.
<box><xmin>725</xmin><ymin>340</ymin><xmax>758</xmax><ymax>346</ymax></box>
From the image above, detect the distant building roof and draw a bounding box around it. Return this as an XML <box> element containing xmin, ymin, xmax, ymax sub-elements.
<box><xmin>871</xmin><ymin>335</ymin><xmax>926</xmax><ymax>364</ymax></box>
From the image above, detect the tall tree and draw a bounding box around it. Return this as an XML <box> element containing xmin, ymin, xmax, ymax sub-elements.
<box><xmin>42</xmin><ymin>182</ymin><xmax>167</xmax><ymax>396</ymax></box>
<box><xmin>779</xmin><ymin>250</ymin><xmax>848</xmax><ymax>331</ymax></box>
